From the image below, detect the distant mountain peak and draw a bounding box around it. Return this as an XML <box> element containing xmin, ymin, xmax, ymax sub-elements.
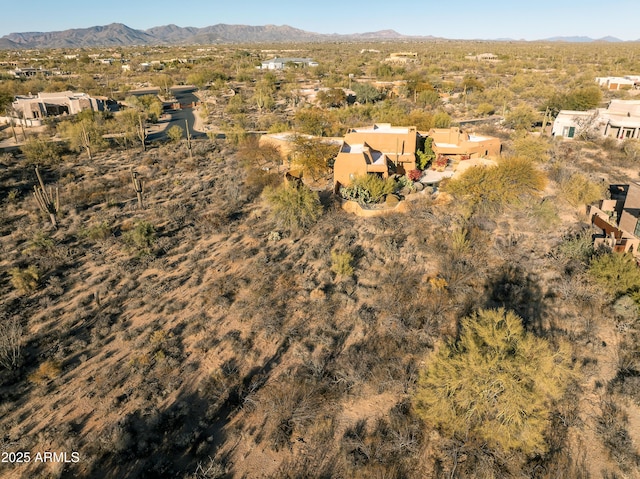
<box><xmin>0</xmin><ymin>23</ymin><xmax>432</xmax><ymax>49</ymax></box>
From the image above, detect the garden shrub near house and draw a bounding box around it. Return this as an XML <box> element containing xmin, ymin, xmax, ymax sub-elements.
<box><xmin>339</xmin><ymin>174</ymin><xmax>396</xmax><ymax>205</ymax></box>
<box><xmin>443</xmin><ymin>157</ymin><xmax>546</xmax><ymax>213</ymax></box>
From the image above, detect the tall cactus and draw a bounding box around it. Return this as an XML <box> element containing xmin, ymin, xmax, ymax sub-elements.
<box><xmin>185</xmin><ymin>119</ymin><xmax>193</xmax><ymax>162</ymax></box>
<box><xmin>131</xmin><ymin>169</ymin><xmax>144</xmax><ymax>209</ymax></box>
<box><xmin>33</xmin><ymin>166</ymin><xmax>59</xmax><ymax>229</ymax></box>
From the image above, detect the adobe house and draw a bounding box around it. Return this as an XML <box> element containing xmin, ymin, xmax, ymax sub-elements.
<box><xmin>590</xmin><ymin>183</ymin><xmax>640</xmax><ymax>256</ymax></box>
<box><xmin>333</xmin><ymin>124</ymin><xmax>420</xmax><ymax>189</ymax></box>
<box><xmin>428</xmin><ymin>127</ymin><xmax>501</xmax><ymax>159</ymax></box>
<box><xmin>12</xmin><ymin>91</ymin><xmax>106</xmax><ymax>121</ymax></box>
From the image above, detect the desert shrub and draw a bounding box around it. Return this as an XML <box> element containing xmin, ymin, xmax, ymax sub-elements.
<box><xmin>450</xmin><ymin>227</ymin><xmax>471</xmax><ymax>255</ymax></box>
<box><xmin>80</xmin><ymin>221</ymin><xmax>112</xmax><ymax>242</ymax></box>
<box><xmin>589</xmin><ymin>252</ymin><xmax>640</xmax><ymax>297</ymax></box>
<box><xmin>9</xmin><ymin>265</ymin><xmax>40</xmax><ymax>294</ymax></box>
<box><xmin>597</xmin><ymin>399</ymin><xmax>640</xmax><ymax>472</ymax></box>
<box><xmin>339</xmin><ymin>174</ymin><xmax>396</xmax><ymax>205</ymax></box>
<box><xmin>503</xmin><ymin>103</ymin><xmax>539</xmax><ymax>130</ymax></box>
<box><xmin>263</xmin><ymin>181</ymin><xmax>323</xmax><ymax>233</ymax></box>
<box><xmin>557</xmin><ymin>231</ymin><xmax>594</xmax><ymax>265</ymax></box>
<box><xmin>529</xmin><ymin>198</ymin><xmax>560</xmax><ymax>225</ymax></box>
<box><xmin>166</xmin><ymin>125</ymin><xmax>184</xmax><ymax>143</ymax></box>
<box><xmin>433</xmin><ymin>111</ymin><xmax>452</xmax><ymax>128</ymax></box>
<box><xmin>331</xmin><ymin>250</ymin><xmax>354</xmax><ymax>277</ymax></box>
<box><xmin>512</xmin><ymin>133</ymin><xmax>551</xmax><ymax>163</ymax></box>
<box><xmin>21</xmin><ymin>231</ymin><xmax>55</xmax><ymax>256</ymax></box>
<box><xmin>122</xmin><ymin>221</ymin><xmax>156</xmax><ymax>255</ymax></box>
<box><xmin>21</xmin><ymin>135</ymin><xmax>62</xmax><ymax>165</ymax></box>
<box><xmin>443</xmin><ymin>157</ymin><xmax>546</xmax><ymax>214</ymax></box>
<box><xmin>28</xmin><ymin>359</ymin><xmax>62</xmax><ymax>385</ymax></box>
<box><xmin>559</xmin><ymin>173</ymin><xmax>606</xmax><ymax>207</ymax></box>
<box><xmin>476</xmin><ymin>102</ymin><xmax>495</xmax><ymax>116</ymax></box>
<box><xmin>414</xmin><ymin>308</ymin><xmax>571</xmax><ymax>456</ymax></box>
<box><xmin>0</xmin><ymin>317</ymin><xmax>22</xmax><ymax>370</ymax></box>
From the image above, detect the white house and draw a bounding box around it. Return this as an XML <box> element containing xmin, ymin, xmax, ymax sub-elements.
<box><xmin>260</xmin><ymin>57</ymin><xmax>318</xmax><ymax>70</ymax></box>
<box><xmin>552</xmin><ymin>100</ymin><xmax>640</xmax><ymax>140</ymax></box>
<box><xmin>595</xmin><ymin>76</ymin><xmax>638</xmax><ymax>90</ymax></box>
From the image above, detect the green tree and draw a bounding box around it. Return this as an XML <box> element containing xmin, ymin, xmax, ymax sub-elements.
<box><xmin>125</xmin><ymin>95</ymin><xmax>163</xmax><ymax>123</ymax></box>
<box><xmin>317</xmin><ymin>88</ymin><xmax>347</xmax><ymax>108</ymax></box>
<box><xmin>290</xmin><ymin>135</ymin><xmax>338</xmax><ymax>180</ymax></box>
<box><xmin>444</xmin><ymin>157</ymin><xmax>546</xmax><ymax>213</ymax></box>
<box><xmin>263</xmin><ymin>181</ymin><xmax>323</xmax><ymax>233</ymax></box>
<box><xmin>504</xmin><ymin>103</ymin><xmax>539</xmax><ymax>131</ymax></box>
<box><xmin>545</xmin><ymin>85</ymin><xmax>602</xmax><ymax>116</ymax></box>
<box><xmin>416</xmin><ymin>90</ymin><xmax>441</xmax><ymax>109</ymax></box>
<box><xmin>167</xmin><ymin>125</ymin><xmax>184</xmax><ymax>143</ymax></box>
<box><xmin>294</xmin><ymin>108</ymin><xmax>333</xmax><ymax>136</ymax></box>
<box><xmin>352</xmin><ymin>82</ymin><xmax>384</xmax><ymax>104</ymax></box>
<box><xmin>21</xmin><ymin>136</ymin><xmax>61</xmax><ymax>165</ymax></box>
<box><xmin>57</xmin><ymin>112</ymin><xmax>107</xmax><ymax>159</ymax></box>
<box><xmin>462</xmin><ymin>75</ymin><xmax>485</xmax><ymax>93</ymax></box>
<box><xmin>433</xmin><ymin>111</ymin><xmax>452</xmax><ymax>128</ymax></box>
<box><xmin>414</xmin><ymin>308</ymin><xmax>571</xmax><ymax>456</ymax></box>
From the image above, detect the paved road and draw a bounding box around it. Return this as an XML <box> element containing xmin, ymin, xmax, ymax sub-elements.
<box><xmin>144</xmin><ymin>86</ymin><xmax>207</xmax><ymax>142</ymax></box>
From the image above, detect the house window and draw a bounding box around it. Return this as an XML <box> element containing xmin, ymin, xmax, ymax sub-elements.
<box><xmin>562</xmin><ymin>126</ymin><xmax>575</xmax><ymax>138</ymax></box>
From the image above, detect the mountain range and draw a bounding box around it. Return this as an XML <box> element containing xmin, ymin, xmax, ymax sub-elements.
<box><xmin>0</xmin><ymin>23</ymin><xmax>636</xmax><ymax>49</ymax></box>
<box><xmin>0</xmin><ymin>23</ymin><xmax>433</xmax><ymax>49</ymax></box>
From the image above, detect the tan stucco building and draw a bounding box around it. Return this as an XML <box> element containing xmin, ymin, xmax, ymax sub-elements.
<box><xmin>12</xmin><ymin>91</ymin><xmax>106</xmax><ymax>120</ymax></box>
<box><xmin>428</xmin><ymin>127</ymin><xmax>501</xmax><ymax>159</ymax></box>
<box><xmin>333</xmin><ymin>124</ymin><xmax>418</xmax><ymax>188</ymax></box>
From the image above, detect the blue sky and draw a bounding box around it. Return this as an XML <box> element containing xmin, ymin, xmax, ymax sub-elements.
<box><xmin>2</xmin><ymin>0</ymin><xmax>638</xmax><ymax>40</ymax></box>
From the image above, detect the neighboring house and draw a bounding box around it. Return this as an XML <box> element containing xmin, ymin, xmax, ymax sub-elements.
<box><xmin>12</xmin><ymin>91</ymin><xmax>106</xmax><ymax>120</ymax></box>
<box><xmin>333</xmin><ymin>124</ymin><xmax>420</xmax><ymax>188</ymax></box>
<box><xmin>552</xmin><ymin>100</ymin><xmax>640</xmax><ymax>140</ymax></box>
<box><xmin>9</xmin><ymin>67</ymin><xmax>49</xmax><ymax>78</ymax></box>
<box><xmin>429</xmin><ymin>127</ymin><xmax>501</xmax><ymax>159</ymax></box>
<box><xmin>383</xmin><ymin>52</ymin><xmax>418</xmax><ymax>64</ymax></box>
<box><xmin>465</xmin><ymin>53</ymin><xmax>499</xmax><ymax>61</ymax></box>
<box><xmin>260</xmin><ymin>57</ymin><xmax>318</xmax><ymax>70</ymax></box>
<box><xmin>590</xmin><ymin>183</ymin><xmax>640</xmax><ymax>257</ymax></box>
<box><xmin>595</xmin><ymin>76</ymin><xmax>639</xmax><ymax>90</ymax></box>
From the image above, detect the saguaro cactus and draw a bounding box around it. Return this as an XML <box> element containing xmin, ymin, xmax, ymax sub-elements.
<box><xmin>131</xmin><ymin>169</ymin><xmax>144</xmax><ymax>209</ymax></box>
<box><xmin>185</xmin><ymin>119</ymin><xmax>193</xmax><ymax>162</ymax></box>
<box><xmin>33</xmin><ymin>166</ymin><xmax>59</xmax><ymax>229</ymax></box>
